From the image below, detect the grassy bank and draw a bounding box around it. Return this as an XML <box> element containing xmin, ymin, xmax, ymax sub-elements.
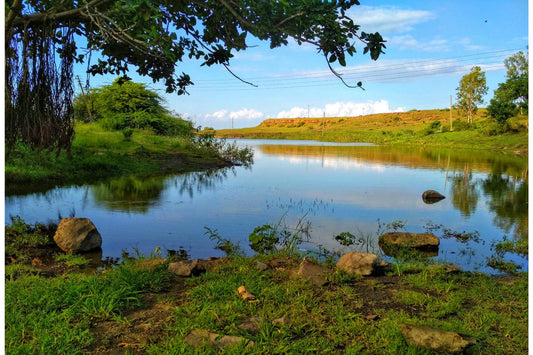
<box><xmin>216</xmin><ymin>109</ymin><xmax>528</xmax><ymax>151</ymax></box>
<box><xmin>5</xmin><ymin>122</ymin><xmax>252</xmax><ymax>194</ymax></box>
<box><xmin>5</xmin><ymin>219</ymin><xmax>528</xmax><ymax>354</ymax></box>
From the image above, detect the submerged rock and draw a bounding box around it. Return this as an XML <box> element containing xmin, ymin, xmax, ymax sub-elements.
<box><xmin>336</xmin><ymin>251</ymin><xmax>389</xmax><ymax>276</ymax></box>
<box><xmin>422</xmin><ymin>190</ymin><xmax>446</xmax><ymax>204</ymax></box>
<box><xmin>379</xmin><ymin>232</ymin><xmax>439</xmax><ymax>256</ymax></box>
<box><xmin>398</xmin><ymin>323</ymin><xmax>475</xmax><ymax>352</ymax></box>
<box><xmin>53</xmin><ymin>217</ymin><xmax>102</xmax><ymax>253</ymax></box>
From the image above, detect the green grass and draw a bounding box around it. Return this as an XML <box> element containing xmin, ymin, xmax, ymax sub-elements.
<box><xmin>5</xmin><ymin>122</ymin><xmax>251</xmax><ymax>192</ymax></box>
<box><xmin>5</xmin><ymin>258</ymin><xmax>171</xmax><ymax>354</ymax></box>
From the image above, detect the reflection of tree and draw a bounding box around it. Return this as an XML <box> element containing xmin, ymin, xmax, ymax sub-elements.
<box><xmin>167</xmin><ymin>168</ymin><xmax>234</xmax><ymax>199</ymax></box>
<box><xmin>92</xmin><ymin>175</ymin><xmax>166</xmax><ymax>213</ymax></box>
<box><xmin>91</xmin><ymin>168</ymin><xmax>236</xmax><ymax>213</ymax></box>
<box><xmin>449</xmin><ymin>167</ymin><xmax>479</xmax><ymax>216</ymax></box>
<box><xmin>482</xmin><ymin>173</ymin><xmax>528</xmax><ymax>239</ymax></box>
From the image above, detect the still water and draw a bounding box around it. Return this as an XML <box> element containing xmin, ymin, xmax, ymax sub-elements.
<box><xmin>5</xmin><ymin>140</ymin><xmax>528</xmax><ymax>273</ymax></box>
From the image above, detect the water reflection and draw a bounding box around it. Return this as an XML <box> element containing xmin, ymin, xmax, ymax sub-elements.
<box><xmin>5</xmin><ymin>140</ymin><xmax>528</xmax><ymax>273</ymax></box>
<box><xmin>91</xmin><ymin>167</ymin><xmax>239</xmax><ymax>213</ymax></box>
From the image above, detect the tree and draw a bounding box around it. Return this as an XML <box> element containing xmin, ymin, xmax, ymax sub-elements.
<box><xmin>495</xmin><ymin>51</ymin><xmax>528</xmax><ymax>114</ymax></box>
<box><xmin>455</xmin><ymin>66</ymin><xmax>488</xmax><ymax>123</ymax></box>
<box><xmin>486</xmin><ymin>98</ymin><xmax>516</xmax><ymax>125</ymax></box>
<box><xmin>75</xmin><ymin>78</ymin><xmax>195</xmax><ymax>136</ymax></box>
<box><xmin>5</xmin><ymin>0</ymin><xmax>386</xmax><ymax>152</ymax></box>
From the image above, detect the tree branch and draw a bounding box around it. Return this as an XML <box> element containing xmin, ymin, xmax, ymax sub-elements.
<box><xmin>9</xmin><ymin>0</ymin><xmax>113</xmax><ymax>29</ymax></box>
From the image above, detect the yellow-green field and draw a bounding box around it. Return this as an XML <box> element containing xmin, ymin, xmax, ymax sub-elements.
<box><xmin>215</xmin><ymin>109</ymin><xmax>528</xmax><ymax>151</ymax></box>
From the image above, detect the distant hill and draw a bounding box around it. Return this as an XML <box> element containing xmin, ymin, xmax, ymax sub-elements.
<box><xmin>213</xmin><ymin>109</ymin><xmax>528</xmax><ymax>151</ymax></box>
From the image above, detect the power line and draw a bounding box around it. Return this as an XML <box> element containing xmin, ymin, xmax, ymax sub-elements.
<box><xmin>187</xmin><ymin>47</ymin><xmax>524</xmax><ymax>91</ymax></box>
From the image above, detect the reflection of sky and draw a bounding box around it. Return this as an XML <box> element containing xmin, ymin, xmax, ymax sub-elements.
<box><xmin>278</xmin><ymin>155</ymin><xmax>386</xmax><ymax>172</ymax></box>
<box><xmin>5</xmin><ymin>141</ymin><xmax>527</xmax><ymax>274</ymax></box>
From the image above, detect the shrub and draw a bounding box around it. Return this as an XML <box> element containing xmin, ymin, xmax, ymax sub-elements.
<box><xmin>451</xmin><ymin>118</ymin><xmax>470</xmax><ymax>131</ymax></box>
<box><xmin>74</xmin><ymin>77</ymin><xmax>194</xmax><ymax>137</ymax></box>
<box><xmin>486</xmin><ymin>98</ymin><xmax>517</xmax><ymax>125</ymax></box>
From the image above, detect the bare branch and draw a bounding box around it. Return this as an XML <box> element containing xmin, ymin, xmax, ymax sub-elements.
<box><xmin>325</xmin><ymin>54</ymin><xmax>364</xmax><ymax>90</ymax></box>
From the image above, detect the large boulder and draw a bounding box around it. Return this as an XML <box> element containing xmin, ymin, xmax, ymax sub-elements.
<box><xmin>336</xmin><ymin>251</ymin><xmax>389</xmax><ymax>276</ymax></box>
<box><xmin>422</xmin><ymin>190</ymin><xmax>445</xmax><ymax>204</ymax></box>
<box><xmin>53</xmin><ymin>217</ymin><xmax>102</xmax><ymax>253</ymax></box>
<box><xmin>398</xmin><ymin>323</ymin><xmax>475</xmax><ymax>352</ymax></box>
<box><xmin>379</xmin><ymin>232</ymin><xmax>439</xmax><ymax>256</ymax></box>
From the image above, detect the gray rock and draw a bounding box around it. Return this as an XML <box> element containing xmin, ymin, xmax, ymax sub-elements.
<box><xmin>422</xmin><ymin>190</ymin><xmax>446</xmax><ymax>204</ymax></box>
<box><xmin>398</xmin><ymin>323</ymin><xmax>475</xmax><ymax>352</ymax></box>
<box><xmin>184</xmin><ymin>329</ymin><xmax>254</xmax><ymax>349</ymax></box>
<box><xmin>297</xmin><ymin>259</ymin><xmax>331</xmax><ymax>286</ymax></box>
<box><xmin>53</xmin><ymin>218</ymin><xmax>102</xmax><ymax>253</ymax></box>
<box><xmin>336</xmin><ymin>251</ymin><xmax>389</xmax><ymax>276</ymax></box>
<box><xmin>168</xmin><ymin>259</ymin><xmax>206</xmax><ymax>277</ymax></box>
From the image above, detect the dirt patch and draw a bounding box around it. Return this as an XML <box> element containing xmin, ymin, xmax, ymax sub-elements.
<box><xmin>88</xmin><ymin>279</ymin><xmax>187</xmax><ymax>354</ymax></box>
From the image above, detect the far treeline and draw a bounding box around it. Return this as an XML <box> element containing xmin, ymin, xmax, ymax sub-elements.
<box><xmin>217</xmin><ymin>51</ymin><xmax>528</xmax><ymax>151</ymax></box>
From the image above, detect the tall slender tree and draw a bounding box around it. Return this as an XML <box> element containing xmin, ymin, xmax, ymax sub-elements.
<box><xmin>5</xmin><ymin>0</ymin><xmax>386</xmax><ymax>153</ymax></box>
<box><xmin>455</xmin><ymin>66</ymin><xmax>488</xmax><ymax>123</ymax></box>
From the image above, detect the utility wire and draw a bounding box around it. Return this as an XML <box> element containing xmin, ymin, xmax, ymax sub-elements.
<box><xmin>187</xmin><ymin>47</ymin><xmax>524</xmax><ymax>91</ymax></box>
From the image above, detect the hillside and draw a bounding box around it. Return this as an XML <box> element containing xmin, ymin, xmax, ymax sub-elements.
<box><xmin>214</xmin><ymin>109</ymin><xmax>528</xmax><ymax>151</ymax></box>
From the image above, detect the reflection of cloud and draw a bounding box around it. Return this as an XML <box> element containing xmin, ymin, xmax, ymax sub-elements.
<box><xmin>279</xmin><ymin>155</ymin><xmax>386</xmax><ymax>172</ymax></box>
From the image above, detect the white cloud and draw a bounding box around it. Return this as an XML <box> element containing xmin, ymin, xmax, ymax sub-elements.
<box><xmin>351</xmin><ymin>6</ymin><xmax>435</xmax><ymax>34</ymax></box>
<box><xmin>229</xmin><ymin>108</ymin><xmax>265</xmax><ymax>120</ymax></box>
<box><xmin>276</xmin><ymin>100</ymin><xmax>405</xmax><ymax>118</ymax></box>
<box><xmin>201</xmin><ymin>108</ymin><xmax>265</xmax><ymax>129</ymax></box>
<box><xmin>389</xmin><ymin>35</ymin><xmax>450</xmax><ymax>52</ymax></box>
<box><xmin>205</xmin><ymin>110</ymin><xmax>229</xmax><ymax>120</ymax></box>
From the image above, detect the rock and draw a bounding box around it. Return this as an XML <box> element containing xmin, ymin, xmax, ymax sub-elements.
<box><xmin>184</xmin><ymin>329</ymin><xmax>254</xmax><ymax>349</ymax></box>
<box><xmin>398</xmin><ymin>323</ymin><xmax>475</xmax><ymax>352</ymax></box>
<box><xmin>168</xmin><ymin>259</ymin><xmax>206</xmax><ymax>277</ymax></box>
<box><xmin>336</xmin><ymin>251</ymin><xmax>389</xmax><ymax>276</ymax></box>
<box><xmin>297</xmin><ymin>259</ymin><xmax>331</xmax><ymax>286</ymax></box>
<box><xmin>53</xmin><ymin>217</ymin><xmax>102</xmax><ymax>253</ymax></box>
<box><xmin>238</xmin><ymin>317</ymin><xmax>262</xmax><ymax>334</ymax></box>
<box><xmin>237</xmin><ymin>286</ymin><xmax>257</xmax><ymax>301</ymax></box>
<box><xmin>379</xmin><ymin>232</ymin><xmax>439</xmax><ymax>256</ymax></box>
<box><xmin>268</xmin><ymin>258</ymin><xmax>292</xmax><ymax>268</ymax></box>
<box><xmin>256</xmin><ymin>261</ymin><xmax>269</xmax><ymax>271</ymax></box>
<box><xmin>422</xmin><ymin>190</ymin><xmax>446</xmax><ymax>204</ymax></box>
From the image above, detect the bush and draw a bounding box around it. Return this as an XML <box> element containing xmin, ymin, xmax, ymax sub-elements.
<box><xmin>486</xmin><ymin>98</ymin><xmax>517</xmax><ymax>125</ymax></box>
<box><xmin>74</xmin><ymin>77</ymin><xmax>194</xmax><ymax>137</ymax></box>
<box><xmin>451</xmin><ymin>119</ymin><xmax>470</xmax><ymax>131</ymax></box>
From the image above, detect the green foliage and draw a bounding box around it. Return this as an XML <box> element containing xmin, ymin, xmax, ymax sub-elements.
<box><xmin>7</xmin><ymin>1</ymin><xmax>385</xmax><ymax>95</ymax></box>
<box><xmin>455</xmin><ymin>66</ymin><xmax>488</xmax><ymax>123</ymax></box>
<box><xmin>193</xmin><ymin>133</ymin><xmax>254</xmax><ymax>166</ymax></box>
<box><xmin>249</xmin><ymin>225</ymin><xmax>280</xmax><ymax>254</ymax></box>
<box><xmin>204</xmin><ymin>227</ymin><xmax>245</xmax><ymax>257</ymax></box>
<box><xmin>75</xmin><ymin>78</ymin><xmax>195</xmax><ymax>137</ymax></box>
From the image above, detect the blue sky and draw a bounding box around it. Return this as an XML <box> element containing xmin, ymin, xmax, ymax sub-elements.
<box><xmin>81</xmin><ymin>0</ymin><xmax>528</xmax><ymax>129</ymax></box>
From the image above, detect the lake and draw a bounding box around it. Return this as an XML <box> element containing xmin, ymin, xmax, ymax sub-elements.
<box><xmin>5</xmin><ymin>140</ymin><xmax>528</xmax><ymax>273</ymax></box>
